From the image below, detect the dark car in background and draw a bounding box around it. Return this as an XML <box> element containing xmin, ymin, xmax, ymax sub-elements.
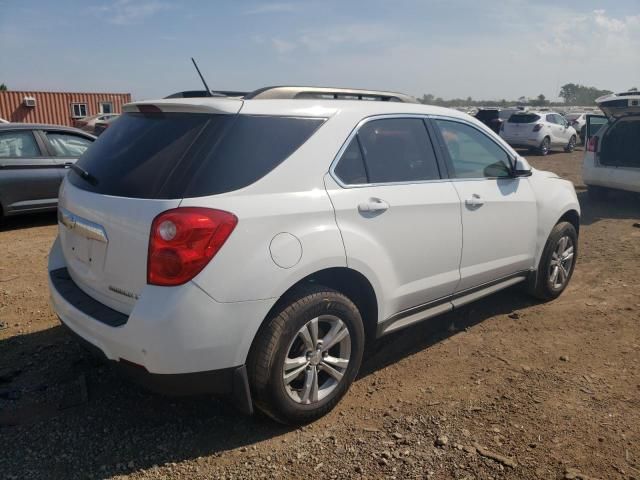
<box><xmin>475</xmin><ymin>108</ymin><xmax>521</xmax><ymax>134</ymax></box>
<box><xmin>0</xmin><ymin>124</ymin><xmax>94</xmax><ymax>221</ymax></box>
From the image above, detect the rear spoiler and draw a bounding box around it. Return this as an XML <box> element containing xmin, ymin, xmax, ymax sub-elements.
<box><xmin>123</xmin><ymin>98</ymin><xmax>243</xmax><ymax>115</ymax></box>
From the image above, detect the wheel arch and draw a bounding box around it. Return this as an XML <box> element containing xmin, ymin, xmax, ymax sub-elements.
<box><xmin>253</xmin><ymin>267</ymin><xmax>379</xmax><ymax>347</ymax></box>
<box><xmin>558</xmin><ymin>208</ymin><xmax>580</xmax><ymax>235</ymax></box>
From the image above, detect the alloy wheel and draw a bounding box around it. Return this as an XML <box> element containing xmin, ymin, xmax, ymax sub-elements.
<box><xmin>541</xmin><ymin>138</ymin><xmax>550</xmax><ymax>155</ymax></box>
<box><xmin>282</xmin><ymin>315</ymin><xmax>351</xmax><ymax>404</ymax></box>
<box><xmin>548</xmin><ymin>235</ymin><xmax>574</xmax><ymax>289</ymax></box>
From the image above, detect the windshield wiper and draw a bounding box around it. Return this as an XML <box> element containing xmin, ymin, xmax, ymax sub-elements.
<box><xmin>69</xmin><ymin>163</ymin><xmax>98</xmax><ymax>186</ymax></box>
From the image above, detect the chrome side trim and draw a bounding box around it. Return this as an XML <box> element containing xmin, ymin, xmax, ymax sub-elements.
<box><xmin>58</xmin><ymin>207</ymin><xmax>108</xmax><ymax>244</ymax></box>
<box><xmin>451</xmin><ymin>275</ymin><xmax>526</xmax><ymax>309</ymax></box>
<box><xmin>377</xmin><ymin>270</ymin><xmax>530</xmax><ymax>337</ymax></box>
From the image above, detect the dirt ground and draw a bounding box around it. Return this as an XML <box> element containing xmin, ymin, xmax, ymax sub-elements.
<box><xmin>1</xmin><ymin>147</ymin><xmax>639</xmax><ymax>480</ymax></box>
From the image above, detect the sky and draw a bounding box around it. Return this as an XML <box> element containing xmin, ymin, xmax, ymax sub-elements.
<box><xmin>1</xmin><ymin>0</ymin><xmax>639</xmax><ymax>101</ymax></box>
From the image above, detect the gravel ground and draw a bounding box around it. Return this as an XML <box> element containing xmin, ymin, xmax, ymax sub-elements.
<box><xmin>1</xmin><ymin>147</ymin><xmax>639</xmax><ymax>480</ymax></box>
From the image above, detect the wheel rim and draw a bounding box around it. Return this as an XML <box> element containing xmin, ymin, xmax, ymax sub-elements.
<box><xmin>542</xmin><ymin>138</ymin><xmax>549</xmax><ymax>154</ymax></box>
<box><xmin>282</xmin><ymin>315</ymin><xmax>351</xmax><ymax>404</ymax></box>
<box><xmin>568</xmin><ymin>137</ymin><xmax>575</xmax><ymax>151</ymax></box>
<box><xmin>548</xmin><ymin>235</ymin><xmax>574</xmax><ymax>290</ymax></box>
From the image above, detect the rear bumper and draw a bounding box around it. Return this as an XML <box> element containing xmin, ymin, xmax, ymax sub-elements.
<box><xmin>61</xmin><ymin>321</ymin><xmax>253</xmax><ymax>414</ymax></box>
<box><xmin>48</xmin><ymin>237</ymin><xmax>277</xmax><ymax>413</ymax></box>
<box><xmin>500</xmin><ymin>136</ymin><xmax>541</xmax><ymax>148</ymax></box>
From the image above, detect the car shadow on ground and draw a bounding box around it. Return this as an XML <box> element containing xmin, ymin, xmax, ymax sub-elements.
<box><xmin>0</xmin><ymin>285</ymin><xmax>536</xmax><ymax>478</ymax></box>
<box><xmin>0</xmin><ymin>211</ymin><xmax>57</xmax><ymax>232</ymax></box>
<box><xmin>577</xmin><ymin>189</ymin><xmax>640</xmax><ymax>226</ymax></box>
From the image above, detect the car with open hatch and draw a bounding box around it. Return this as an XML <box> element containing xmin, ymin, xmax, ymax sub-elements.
<box><xmin>48</xmin><ymin>86</ymin><xmax>580</xmax><ymax>424</ymax></box>
<box><xmin>583</xmin><ymin>91</ymin><xmax>640</xmax><ymax>197</ymax></box>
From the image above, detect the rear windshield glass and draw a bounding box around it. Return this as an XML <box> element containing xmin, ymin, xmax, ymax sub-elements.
<box><xmin>68</xmin><ymin>113</ymin><xmax>325</xmax><ymax>198</ymax></box>
<box><xmin>475</xmin><ymin>110</ymin><xmax>499</xmax><ymax>121</ymax></box>
<box><xmin>508</xmin><ymin>114</ymin><xmax>540</xmax><ymax>123</ymax></box>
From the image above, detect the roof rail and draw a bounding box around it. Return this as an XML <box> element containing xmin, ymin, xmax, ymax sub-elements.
<box><xmin>244</xmin><ymin>86</ymin><xmax>419</xmax><ymax>103</ymax></box>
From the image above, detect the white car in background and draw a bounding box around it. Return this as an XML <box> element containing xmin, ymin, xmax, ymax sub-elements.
<box><xmin>500</xmin><ymin>111</ymin><xmax>578</xmax><ymax>155</ymax></box>
<box><xmin>564</xmin><ymin>113</ymin><xmax>587</xmax><ymax>142</ymax></box>
<box><xmin>583</xmin><ymin>91</ymin><xmax>640</xmax><ymax>197</ymax></box>
<box><xmin>48</xmin><ymin>86</ymin><xmax>580</xmax><ymax>424</ymax></box>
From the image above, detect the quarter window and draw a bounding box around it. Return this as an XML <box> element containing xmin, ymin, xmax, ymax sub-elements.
<box><xmin>335</xmin><ymin>118</ymin><xmax>440</xmax><ymax>185</ymax></box>
<box><xmin>435</xmin><ymin>120</ymin><xmax>512</xmax><ymax>178</ymax></box>
<box><xmin>71</xmin><ymin>103</ymin><xmax>88</xmax><ymax>118</ymax></box>
<box><xmin>0</xmin><ymin>131</ymin><xmax>41</xmax><ymax>158</ymax></box>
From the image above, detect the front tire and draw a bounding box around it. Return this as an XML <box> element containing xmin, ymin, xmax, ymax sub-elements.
<box><xmin>538</xmin><ymin>137</ymin><xmax>551</xmax><ymax>156</ymax></box>
<box><xmin>564</xmin><ymin>135</ymin><xmax>577</xmax><ymax>153</ymax></box>
<box><xmin>528</xmin><ymin>221</ymin><xmax>577</xmax><ymax>300</ymax></box>
<box><xmin>248</xmin><ymin>285</ymin><xmax>365</xmax><ymax>425</ymax></box>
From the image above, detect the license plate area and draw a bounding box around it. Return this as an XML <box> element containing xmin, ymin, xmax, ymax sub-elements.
<box><xmin>58</xmin><ymin>207</ymin><xmax>109</xmax><ymax>268</ymax></box>
<box><xmin>68</xmin><ymin>233</ymin><xmax>91</xmax><ymax>264</ymax></box>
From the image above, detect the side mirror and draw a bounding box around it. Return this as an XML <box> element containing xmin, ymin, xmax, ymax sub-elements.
<box><xmin>512</xmin><ymin>155</ymin><xmax>532</xmax><ymax>177</ymax></box>
<box><xmin>514</xmin><ymin>168</ymin><xmax>533</xmax><ymax>177</ymax></box>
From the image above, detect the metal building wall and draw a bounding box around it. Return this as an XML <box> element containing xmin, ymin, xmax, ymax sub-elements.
<box><xmin>0</xmin><ymin>91</ymin><xmax>132</xmax><ymax>126</ymax></box>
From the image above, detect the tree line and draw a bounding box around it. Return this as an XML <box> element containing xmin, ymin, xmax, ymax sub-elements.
<box><xmin>419</xmin><ymin>84</ymin><xmax>637</xmax><ymax>107</ymax></box>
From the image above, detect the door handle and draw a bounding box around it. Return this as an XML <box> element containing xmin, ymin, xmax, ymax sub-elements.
<box><xmin>464</xmin><ymin>194</ymin><xmax>484</xmax><ymax>208</ymax></box>
<box><xmin>64</xmin><ymin>162</ymin><xmax>73</xmax><ymax>168</ymax></box>
<box><xmin>358</xmin><ymin>198</ymin><xmax>389</xmax><ymax>214</ymax></box>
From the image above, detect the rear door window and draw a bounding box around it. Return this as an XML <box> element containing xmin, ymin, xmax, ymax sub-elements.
<box><xmin>333</xmin><ymin>138</ymin><xmax>368</xmax><ymax>185</ymax></box>
<box><xmin>334</xmin><ymin>118</ymin><xmax>441</xmax><ymax>185</ymax></box>
<box><xmin>68</xmin><ymin>113</ymin><xmax>325</xmax><ymax>199</ymax></box>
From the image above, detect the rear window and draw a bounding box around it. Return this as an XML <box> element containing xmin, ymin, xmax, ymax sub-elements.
<box><xmin>508</xmin><ymin>114</ymin><xmax>540</xmax><ymax>124</ymax></box>
<box><xmin>69</xmin><ymin>113</ymin><xmax>325</xmax><ymax>198</ymax></box>
<box><xmin>475</xmin><ymin>110</ymin><xmax>499</xmax><ymax>122</ymax></box>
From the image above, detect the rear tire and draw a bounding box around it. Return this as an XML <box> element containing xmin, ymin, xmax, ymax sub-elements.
<box><xmin>528</xmin><ymin>221</ymin><xmax>577</xmax><ymax>301</ymax></box>
<box><xmin>248</xmin><ymin>285</ymin><xmax>365</xmax><ymax>425</ymax></box>
<box><xmin>564</xmin><ymin>135</ymin><xmax>576</xmax><ymax>153</ymax></box>
<box><xmin>538</xmin><ymin>137</ymin><xmax>551</xmax><ymax>156</ymax></box>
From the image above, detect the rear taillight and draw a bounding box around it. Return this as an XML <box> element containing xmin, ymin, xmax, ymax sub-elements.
<box><xmin>147</xmin><ymin>208</ymin><xmax>238</xmax><ymax>286</ymax></box>
<box><xmin>533</xmin><ymin>124</ymin><xmax>543</xmax><ymax>132</ymax></box>
<box><xmin>587</xmin><ymin>136</ymin><xmax>598</xmax><ymax>152</ymax></box>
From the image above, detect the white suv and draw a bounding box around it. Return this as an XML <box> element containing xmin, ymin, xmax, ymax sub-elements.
<box><xmin>48</xmin><ymin>86</ymin><xmax>580</xmax><ymax>424</ymax></box>
<box><xmin>583</xmin><ymin>91</ymin><xmax>640</xmax><ymax>197</ymax></box>
<box><xmin>500</xmin><ymin>111</ymin><xmax>578</xmax><ymax>155</ymax></box>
